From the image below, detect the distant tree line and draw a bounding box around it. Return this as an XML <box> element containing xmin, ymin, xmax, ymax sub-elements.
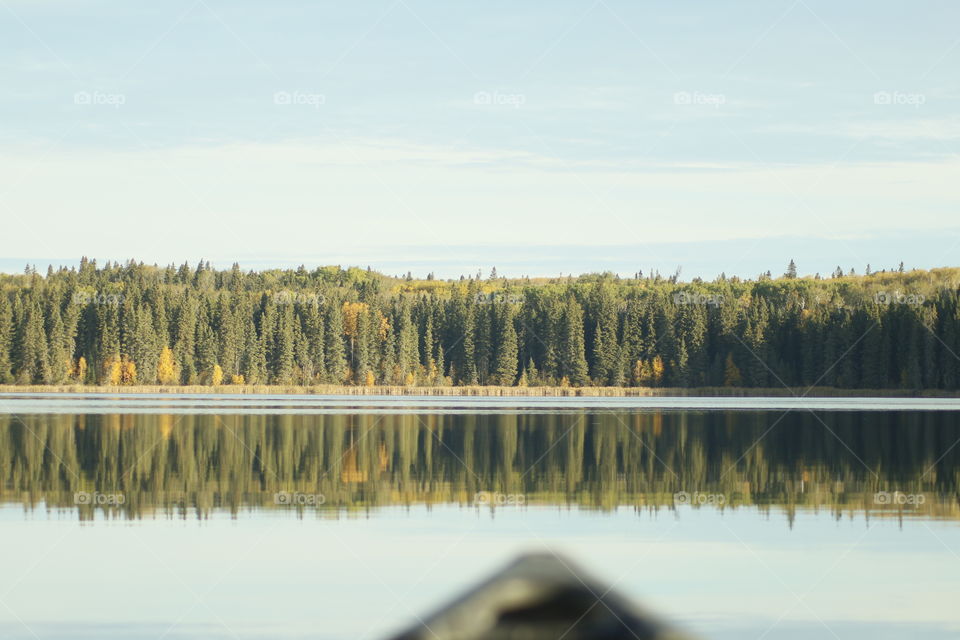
<box><xmin>3</xmin><ymin>411</ymin><xmax>958</xmax><ymax>519</ymax></box>
<box><xmin>1</xmin><ymin>259</ymin><xmax>958</xmax><ymax>389</ymax></box>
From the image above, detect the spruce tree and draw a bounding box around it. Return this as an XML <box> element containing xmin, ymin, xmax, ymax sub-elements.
<box><xmin>561</xmin><ymin>297</ymin><xmax>589</xmax><ymax>386</ymax></box>
<box><xmin>493</xmin><ymin>304</ymin><xmax>519</xmax><ymax>385</ymax></box>
<box><xmin>324</xmin><ymin>301</ymin><xmax>348</xmax><ymax>383</ymax></box>
<box><xmin>0</xmin><ymin>295</ymin><xmax>13</xmax><ymax>383</ymax></box>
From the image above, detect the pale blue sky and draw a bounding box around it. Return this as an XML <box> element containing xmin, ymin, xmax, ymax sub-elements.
<box><xmin>2</xmin><ymin>0</ymin><xmax>958</xmax><ymax>278</ymax></box>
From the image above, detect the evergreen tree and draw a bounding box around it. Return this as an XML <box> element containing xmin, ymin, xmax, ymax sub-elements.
<box><xmin>493</xmin><ymin>303</ymin><xmax>519</xmax><ymax>385</ymax></box>
<box><xmin>324</xmin><ymin>301</ymin><xmax>348</xmax><ymax>383</ymax></box>
<box><xmin>561</xmin><ymin>297</ymin><xmax>589</xmax><ymax>386</ymax></box>
<box><xmin>0</xmin><ymin>295</ymin><xmax>13</xmax><ymax>383</ymax></box>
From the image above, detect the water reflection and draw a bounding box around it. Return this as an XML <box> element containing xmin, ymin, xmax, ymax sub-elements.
<box><xmin>2</xmin><ymin>411</ymin><xmax>958</xmax><ymax>521</ymax></box>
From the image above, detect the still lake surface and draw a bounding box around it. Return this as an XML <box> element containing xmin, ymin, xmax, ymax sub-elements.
<box><xmin>1</xmin><ymin>394</ymin><xmax>958</xmax><ymax>639</ymax></box>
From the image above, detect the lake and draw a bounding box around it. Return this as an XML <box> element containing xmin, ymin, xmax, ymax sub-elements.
<box><xmin>0</xmin><ymin>395</ymin><xmax>958</xmax><ymax>639</ymax></box>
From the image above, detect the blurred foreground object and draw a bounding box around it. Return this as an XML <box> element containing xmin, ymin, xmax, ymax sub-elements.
<box><xmin>390</xmin><ymin>553</ymin><xmax>693</xmax><ymax>640</ymax></box>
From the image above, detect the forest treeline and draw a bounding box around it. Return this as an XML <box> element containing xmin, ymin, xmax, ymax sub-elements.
<box><xmin>1</xmin><ymin>259</ymin><xmax>959</xmax><ymax>389</ymax></box>
<box><xmin>3</xmin><ymin>411</ymin><xmax>957</xmax><ymax>518</ymax></box>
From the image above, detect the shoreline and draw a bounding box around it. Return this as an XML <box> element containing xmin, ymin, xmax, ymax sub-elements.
<box><xmin>0</xmin><ymin>384</ymin><xmax>958</xmax><ymax>398</ymax></box>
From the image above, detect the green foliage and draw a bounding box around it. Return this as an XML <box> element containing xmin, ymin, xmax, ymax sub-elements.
<box><xmin>0</xmin><ymin>260</ymin><xmax>958</xmax><ymax>389</ymax></box>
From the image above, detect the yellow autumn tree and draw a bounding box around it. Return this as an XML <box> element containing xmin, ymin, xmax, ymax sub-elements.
<box><xmin>120</xmin><ymin>357</ymin><xmax>137</xmax><ymax>385</ymax></box>
<box><xmin>76</xmin><ymin>356</ymin><xmax>88</xmax><ymax>384</ymax></box>
<box><xmin>103</xmin><ymin>357</ymin><xmax>122</xmax><ymax>385</ymax></box>
<box><xmin>364</xmin><ymin>370</ymin><xmax>376</xmax><ymax>386</ymax></box>
<box><xmin>211</xmin><ymin>364</ymin><xmax>224</xmax><ymax>386</ymax></box>
<box><xmin>342</xmin><ymin>302</ymin><xmax>369</xmax><ymax>339</ymax></box>
<box><xmin>377</xmin><ymin>312</ymin><xmax>389</xmax><ymax>340</ymax></box>
<box><xmin>156</xmin><ymin>347</ymin><xmax>177</xmax><ymax>385</ymax></box>
<box><xmin>650</xmin><ymin>356</ymin><xmax>665</xmax><ymax>387</ymax></box>
<box><xmin>231</xmin><ymin>374</ymin><xmax>245</xmax><ymax>385</ymax></box>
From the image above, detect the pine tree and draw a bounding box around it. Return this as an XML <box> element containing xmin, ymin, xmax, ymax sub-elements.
<box><xmin>0</xmin><ymin>295</ymin><xmax>12</xmax><ymax>383</ymax></box>
<box><xmin>589</xmin><ymin>285</ymin><xmax>620</xmax><ymax>385</ymax></box>
<box><xmin>324</xmin><ymin>302</ymin><xmax>348</xmax><ymax>383</ymax></box>
<box><xmin>561</xmin><ymin>297</ymin><xmax>589</xmax><ymax>386</ymax></box>
<box><xmin>723</xmin><ymin>353</ymin><xmax>742</xmax><ymax>386</ymax></box>
<box><xmin>273</xmin><ymin>303</ymin><xmax>295</xmax><ymax>384</ymax></box>
<box><xmin>459</xmin><ymin>301</ymin><xmax>478</xmax><ymax>385</ymax></box>
<box><xmin>493</xmin><ymin>304</ymin><xmax>519</xmax><ymax>385</ymax></box>
<box><xmin>128</xmin><ymin>306</ymin><xmax>160</xmax><ymax>384</ymax></box>
<box><xmin>45</xmin><ymin>302</ymin><xmax>70</xmax><ymax>384</ymax></box>
<box><xmin>396</xmin><ymin>301</ymin><xmax>419</xmax><ymax>383</ymax></box>
<box><xmin>173</xmin><ymin>297</ymin><xmax>196</xmax><ymax>384</ymax></box>
<box><xmin>302</xmin><ymin>300</ymin><xmax>325</xmax><ymax>383</ymax></box>
<box><xmin>16</xmin><ymin>303</ymin><xmax>50</xmax><ymax>384</ymax></box>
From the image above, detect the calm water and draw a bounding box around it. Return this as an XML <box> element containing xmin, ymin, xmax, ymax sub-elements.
<box><xmin>1</xmin><ymin>395</ymin><xmax>958</xmax><ymax>639</ymax></box>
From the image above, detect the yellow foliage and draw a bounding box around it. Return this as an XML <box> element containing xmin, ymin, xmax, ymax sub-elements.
<box><xmin>378</xmin><ymin>312</ymin><xmax>389</xmax><ymax>340</ymax></box>
<box><xmin>76</xmin><ymin>356</ymin><xmax>88</xmax><ymax>383</ymax></box>
<box><xmin>650</xmin><ymin>356</ymin><xmax>665</xmax><ymax>386</ymax></box>
<box><xmin>559</xmin><ymin>376</ymin><xmax>570</xmax><ymax>388</ymax></box>
<box><xmin>120</xmin><ymin>358</ymin><xmax>137</xmax><ymax>385</ymax></box>
<box><xmin>211</xmin><ymin>364</ymin><xmax>224</xmax><ymax>386</ymax></box>
<box><xmin>365</xmin><ymin>370</ymin><xmax>376</xmax><ymax>386</ymax></box>
<box><xmin>103</xmin><ymin>357</ymin><xmax>122</xmax><ymax>385</ymax></box>
<box><xmin>156</xmin><ymin>347</ymin><xmax>177</xmax><ymax>385</ymax></box>
<box><xmin>231</xmin><ymin>374</ymin><xmax>245</xmax><ymax>385</ymax></box>
<box><xmin>342</xmin><ymin>302</ymin><xmax>368</xmax><ymax>338</ymax></box>
<box><xmin>404</xmin><ymin>372</ymin><xmax>415</xmax><ymax>386</ymax></box>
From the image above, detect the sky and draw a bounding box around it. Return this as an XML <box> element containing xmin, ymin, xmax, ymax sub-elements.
<box><xmin>1</xmin><ymin>0</ymin><xmax>958</xmax><ymax>279</ymax></box>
